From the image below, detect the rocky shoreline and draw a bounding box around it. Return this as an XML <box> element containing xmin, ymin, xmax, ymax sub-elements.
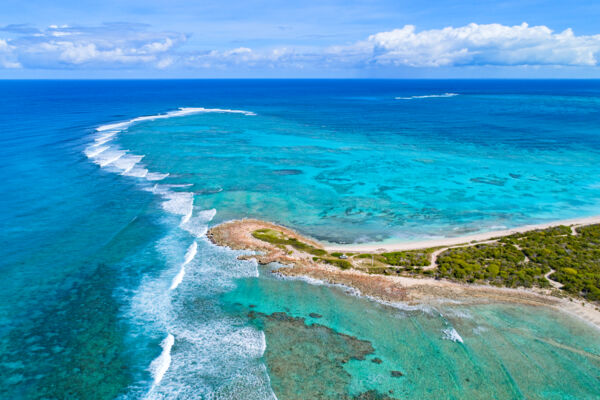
<box><xmin>207</xmin><ymin>219</ymin><xmax>600</xmax><ymax>329</ymax></box>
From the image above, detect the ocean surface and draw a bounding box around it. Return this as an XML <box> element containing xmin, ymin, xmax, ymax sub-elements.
<box><xmin>1</xmin><ymin>80</ymin><xmax>599</xmax><ymax>399</ymax></box>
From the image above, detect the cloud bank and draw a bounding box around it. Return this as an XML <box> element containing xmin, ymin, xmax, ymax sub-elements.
<box><xmin>366</xmin><ymin>23</ymin><xmax>600</xmax><ymax>67</ymax></box>
<box><xmin>0</xmin><ymin>23</ymin><xmax>185</xmax><ymax>69</ymax></box>
<box><xmin>1</xmin><ymin>22</ymin><xmax>599</xmax><ymax>72</ymax></box>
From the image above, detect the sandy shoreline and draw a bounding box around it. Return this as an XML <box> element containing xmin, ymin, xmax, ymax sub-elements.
<box><xmin>325</xmin><ymin>215</ymin><xmax>600</xmax><ymax>252</ymax></box>
<box><xmin>207</xmin><ymin>218</ymin><xmax>600</xmax><ymax>330</ymax></box>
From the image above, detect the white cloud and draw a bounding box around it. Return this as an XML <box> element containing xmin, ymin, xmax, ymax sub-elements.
<box><xmin>365</xmin><ymin>23</ymin><xmax>600</xmax><ymax>67</ymax></box>
<box><xmin>185</xmin><ymin>23</ymin><xmax>600</xmax><ymax>71</ymax></box>
<box><xmin>156</xmin><ymin>57</ymin><xmax>174</xmax><ymax>69</ymax></box>
<box><xmin>2</xmin><ymin>23</ymin><xmax>185</xmax><ymax>69</ymax></box>
<box><xmin>140</xmin><ymin>38</ymin><xmax>175</xmax><ymax>54</ymax></box>
<box><xmin>0</xmin><ymin>38</ymin><xmax>21</xmax><ymax>68</ymax></box>
<box><xmin>186</xmin><ymin>46</ymin><xmax>321</xmax><ymax>70</ymax></box>
<box><xmin>187</xmin><ymin>47</ymin><xmax>272</xmax><ymax>68</ymax></box>
<box><xmin>1</xmin><ymin>22</ymin><xmax>600</xmax><ymax>71</ymax></box>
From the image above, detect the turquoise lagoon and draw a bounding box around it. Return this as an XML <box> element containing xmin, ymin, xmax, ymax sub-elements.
<box><xmin>1</xmin><ymin>80</ymin><xmax>599</xmax><ymax>399</ymax></box>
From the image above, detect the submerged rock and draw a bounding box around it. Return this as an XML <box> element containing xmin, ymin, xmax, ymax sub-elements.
<box><xmin>352</xmin><ymin>390</ymin><xmax>397</xmax><ymax>400</ymax></box>
<box><xmin>272</xmin><ymin>169</ymin><xmax>303</xmax><ymax>175</ymax></box>
<box><xmin>251</xmin><ymin>311</ymin><xmax>375</xmax><ymax>399</ymax></box>
<box><xmin>470</xmin><ymin>176</ymin><xmax>506</xmax><ymax>186</ymax></box>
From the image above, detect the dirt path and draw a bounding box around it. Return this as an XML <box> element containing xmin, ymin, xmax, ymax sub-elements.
<box><xmin>544</xmin><ymin>269</ymin><xmax>563</xmax><ymax>289</ymax></box>
<box><xmin>423</xmin><ymin>239</ymin><xmax>498</xmax><ymax>270</ymax></box>
<box><xmin>424</xmin><ymin>239</ymin><xmax>563</xmax><ymax>290</ymax></box>
<box><xmin>570</xmin><ymin>224</ymin><xmax>583</xmax><ymax>236</ymax></box>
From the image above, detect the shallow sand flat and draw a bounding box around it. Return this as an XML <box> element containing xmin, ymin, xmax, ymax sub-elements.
<box><xmin>208</xmin><ymin>218</ymin><xmax>600</xmax><ymax>331</ymax></box>
<box><xmin>324</xmin><ymin>215</ymin><xmax>600</xmax><ymax>252</ymax></box>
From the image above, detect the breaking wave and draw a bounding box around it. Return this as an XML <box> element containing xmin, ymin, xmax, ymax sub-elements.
<box><xmin>395</xmin><ymin>93</ymin><xmax>459</xmax><ymax>100</ymax></box>
<box><xmin>149</xmin><ymin>334</ymin><xmax>175</xmax><ymax>386</ymax></box>
<box><xmin>442</xmin><ymin>327</ymin><xmax>464</xmax><ymax>343</ymax></box>
<box><xmin>86</xmin><ymin>107</ymin><xmax>276</xmax><ymax>399</ymax></box>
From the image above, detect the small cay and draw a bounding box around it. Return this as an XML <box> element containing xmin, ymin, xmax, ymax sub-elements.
<box><xmin>208</xmin><ymin>219</ymin><xmax>600</xmax><ymax>328</ymax></box>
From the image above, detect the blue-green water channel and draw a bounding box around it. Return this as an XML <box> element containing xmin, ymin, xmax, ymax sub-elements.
<box><xmin>1</xmin><ymin>80</ymin><xmax>599</xmax><ymax>399</ymax></box>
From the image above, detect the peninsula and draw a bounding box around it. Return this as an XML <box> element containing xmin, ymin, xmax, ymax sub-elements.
<box><xmin>208</xmin><ymin>218</ymin><xmax>600</xmax><ymax>329</ymax></box>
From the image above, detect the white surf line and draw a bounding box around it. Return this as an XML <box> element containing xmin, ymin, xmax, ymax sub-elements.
<box><xmin>181</xmin><ymin>209</ymin><xmax>193</xmax><ymax>225</ymax></box>
<box><xmin>95</xmin><ymin>107</ymin><xmax>256</xmax><ymax>133</ymax></box>
<box><xmin>274</xmin><ymin>271</ymin><xmax>436</xmax><ymax>315</ymax></box>
<box><xmin>395</xmin><ymin>93</ymin><xmax>459</xmax><ymax>100</ymax></box>
<box><xmin>98</xmin><ymin>151</ymin><xmax>126</xmax><ymax>167</ymax></box>
<box><xmin>149</xmin><ymin>333</ymin><xmax>175</xmax><ymax>386</ymax></box>
<box><xmin>86</xmin><ymin>107</ymin><xmax>255</xmax><ymax>395</ymax></box>
<box><xmin>170</xmin><ymin>241</ymin><xmax>198</xmax><ymax>290</ymax></box>
<box><xmin>86</xmin><ymin>107</ymin><xmax>256</xmax><ymax>186</ymax></box>
<box><xmin>442</xmin><ymin>327</ymin><xmax>464</xmax><ymax>343</ymax></box>
<box><xmin>84</xmin><ymin>145</ymin><xmax>109</xmax><ymax>158</ymax></box>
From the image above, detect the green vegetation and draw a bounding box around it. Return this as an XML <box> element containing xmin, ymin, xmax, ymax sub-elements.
<box><xmin>379</xmin><ymin>249</ymin><xmax>436</xmax><ymax>267</ymax></box>
<box><xmin>252</xmin><ymin>228</ymin><xmax>327</xmax><ymax>256</ymax></box>
<box><xmin>313</xmin><ymin>257</ymin><xmax>353</xmax><ymax>270</ymax></box>
<box><xmin>427</xmin><ymin>224</ymin><xmax>600</xmax><ymax>300</ymax></box>
<box><xmin>353</xmin><ymin>249</ymin><xmax>436</xmax><ymax>268</ymax></box>
<box><xmin>353</xmin><ymin>224</ymin><xmax>600</xmax><ymax>301</ymax></box>
<box><xmin>435</xmin><ymin>243</ymin><xmax>550</xmax><ymax>288</ymax></box>
<box><xmin>498</xmin><ymin>224</ymin><xmax>600</xmax><ymax>301</ymax></box>
<box><xmin>355</xmin><ymin>253</ymin><xmax>376</xmax><ymax>259</ymax></box>
<box><xmin>252</xmin><ymin>224</ymin><xmax>600</xmax><ymax>302</ymax></box>
<box><xmin>252</xmin><ymin>228</ymin><xmax>350</xmax><ymax>270</ymax></box>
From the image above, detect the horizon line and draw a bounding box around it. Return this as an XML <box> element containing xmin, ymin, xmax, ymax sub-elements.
<box><xmin>2</xmin><ymin>77</ymin><xmax>600</xmax><ymax>81</ymax></box>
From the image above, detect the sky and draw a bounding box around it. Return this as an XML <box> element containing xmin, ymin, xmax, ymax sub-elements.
<box><xmin>1</xmin><ymin>0</ymin><xmax>600</xmax><ymax>78</ymax></box>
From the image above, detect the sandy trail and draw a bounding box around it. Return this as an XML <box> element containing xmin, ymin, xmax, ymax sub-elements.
<box><xmin>544</xmin><ymin>269</ymin><xmax>563</xmax><ymax>289</ymax></box>
<box><xmin>423</xmin><ymin>239</ymin><xmax>498</xmax><ymax>270</ymax></box>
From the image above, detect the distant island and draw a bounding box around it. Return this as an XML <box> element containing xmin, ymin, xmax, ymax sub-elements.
<box><xmin>208</xmin><ymin>218</ymin><xmax>600</xmax><ymax>329</ymax></box>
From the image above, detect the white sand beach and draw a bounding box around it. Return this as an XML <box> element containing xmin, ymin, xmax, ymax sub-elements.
<box><xmin>324</xmin><ymin>215</ymin><xmax>600</xmax><ymax>252</ymax></box>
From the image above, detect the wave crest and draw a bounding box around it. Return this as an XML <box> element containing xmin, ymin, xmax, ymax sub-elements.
<box><xmin>395</xmin><ymin>93</ymin><xmax>459</xmax><ymax>100</ymax></box>
<box><xmin>149</xmin><ymin>333</ymin><xmax>174</xmax><ymax>385</ymax></box>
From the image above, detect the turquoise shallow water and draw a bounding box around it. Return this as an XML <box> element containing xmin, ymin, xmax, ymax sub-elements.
<box><xmin>1</xmin><ymin>80</ymin><xmax>600</xmax><ymax>399</ymax></box>
<box><xmin>116</xmin><ymin>91</ymin><xmax>600</xmax><ymax>244</ymax></box>
<box><xmin>226</xmin><ymin>268</ymin><xmax>600</xmax><ymax>399</ymax></box>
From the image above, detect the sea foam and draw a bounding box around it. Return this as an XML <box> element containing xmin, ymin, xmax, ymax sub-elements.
<box><xmin>145</xmin><ymin>172</ymin><xmax>169</xmax><ymax>181</ymax></box>
<box><xmin>442</xmin><ymin>327</ymin><xmax>464</xmax><ymax>343</ymax></box>
<box><xmin>88</xmin><ymin>107</ymin><xmax>273</xmax><ymax>399</ymax></box>
<box><xmin>169</xmin><ymin>266</ymin><xmax>186</xmax><ymax>291</ymax></box>
<box><xmin>131</xmin><ymin>239</ymin><xmax>275</xmax><ymax>399</ymax></box>
<box><xmin>123</xmin><ymin>167</ymin><xmax>149</xmax><ymax>178</ymax></box>
<box><xmin>396</xmin><ymin>93</ymin><xmax>459</xmax><ymax>100</ymax></box>
<box><xmin>170</xmin><ymin>242</ymin><xmax>198</xmax><ymax>291</ymax></box>
<box><xmin>183</xmin><ymin>241</ymin><xmax>198</xmax><ymax>265</ymax></box>
<box><xmin>274</xmin><ymin>272</ymin><xmax>434</xmax><ymax>314</ymax></box>
<box><xmin>160</xmin><ymin>191</ymin><xmax>194</xmax><ymax>218</ymax></box>
<box><xmin>112</xmin><ymin>154</ymin><xmax>144</xmax><ymax>173</ymax></box>
<box><xmin>84</xmin><ymin>145</ymin><xmax>109</xmax><ymax>158</ymax></box>
<box><xmin>96</xmin><ymin>107</ymin><xmax>256</xmax><ymax>132</ymax></box>
<box><xmin>94</xmin><ymin>149</ymin><xmax>126</xmax><ymax>167</ymax></box>
<box><xmin>86</xmin><ymin>107</ymin><xmax>255</xmax><ymax>187</ymax></box>
<box><xmin>180</xmin><ymin>208</ymin><xmax>217</xmax><ymax>238</ymax></box>
<box><xmin>149</xmin><ymin>333</ymin><xmax>175</xmax><ymax>385</ymax></box>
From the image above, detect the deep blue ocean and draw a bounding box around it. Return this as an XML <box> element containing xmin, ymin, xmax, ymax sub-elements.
<box><xmin>1</xmin><ymin>80</ymin><xmax>599</xmax><ymax>399</ymax></box>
